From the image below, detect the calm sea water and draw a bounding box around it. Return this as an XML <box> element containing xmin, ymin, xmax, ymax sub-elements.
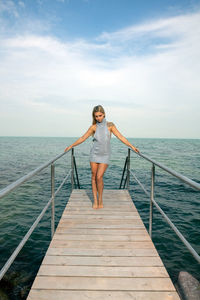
<box><xmin>0</xmin><ymin>136</ymin><xmax>200</xmax><ymax>299</ymax></box>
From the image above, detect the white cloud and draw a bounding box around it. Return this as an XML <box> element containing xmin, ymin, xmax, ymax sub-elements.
<box><xmin>0</xmin><ymin>0</ymin><xmax>19</xmax><ymax>17</ymax></box>
<box><xmin>18</xmin><ymin>1</ymin><xmax>25</xmax><ymax>8</ymax></box>
<box><xmin>98</xmin><ymin>12</ymin><xmax>200</xmax><ymax>41</ymax></box>
<box><xmin>0</xmin><ymin>11</ymin><xmax>200</xmax><ymax>138</ymax></box>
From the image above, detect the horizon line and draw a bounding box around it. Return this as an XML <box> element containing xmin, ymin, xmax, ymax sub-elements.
<box><xmin>0</xmin><ymin>136</ymin><xmax>199</xmax><ymax>140</ymax></box>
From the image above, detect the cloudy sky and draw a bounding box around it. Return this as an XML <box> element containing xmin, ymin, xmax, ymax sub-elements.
<box><xmin>0</xmin><ymin>0</ymin><xmax>200</xmax><ymax>138</ymax></box>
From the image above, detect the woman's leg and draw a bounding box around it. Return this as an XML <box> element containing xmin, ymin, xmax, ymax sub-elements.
<box><xmin>90</xmin><ymin>162</ymin><xmax>99</xmax><ymax>209</ymax></box>
<box><xmin>96</xmin><ymin>163</ymin><xmax>108</xmax><ymax>208</ymax></box>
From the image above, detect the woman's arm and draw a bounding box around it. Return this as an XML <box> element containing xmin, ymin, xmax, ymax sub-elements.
<box><xmin>111</xmin><ymin>123</ymin><xmax>140</xmax><ymax>153</ymax></box>
<box><xmin>64</xmin><ymin>125</ymin><xmax>95</xmax><ymax>152</ymax></box>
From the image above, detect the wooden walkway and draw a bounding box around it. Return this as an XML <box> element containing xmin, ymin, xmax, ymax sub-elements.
<box><xmin>27</xmin><ymin>189</ymin><xmax>180</xmax><ymax>300</ymax></box>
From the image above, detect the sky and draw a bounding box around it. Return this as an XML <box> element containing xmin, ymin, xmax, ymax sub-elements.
<box><xmin>0</xmin><ymin>0</ymin><xmax>200</xmax><ymax>138</ymax></box>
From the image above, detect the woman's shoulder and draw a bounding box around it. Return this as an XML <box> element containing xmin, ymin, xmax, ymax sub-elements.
<box><xmin>107</xmin><ymin>121</ymin><xmax>115</xmax><ymax>127</ymax></box>
<box><xmin>90</xmin><ymin>123</ymin><xmax>97</xmax><ymax>132</ymax></box>
<box><xmin>90</xmin><ymin>123</ymin><xmax>97</xmax><ymax>129</ymax></box>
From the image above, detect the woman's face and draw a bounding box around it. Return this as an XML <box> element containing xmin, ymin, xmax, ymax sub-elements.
<box><xmin>94</xmin><ymin>112</ymin><xmax>105</xmax><ymax>123</ymax></box>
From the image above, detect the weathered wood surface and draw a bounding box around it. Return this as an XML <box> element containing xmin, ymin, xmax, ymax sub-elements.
<box><xmin>27</xmin><ymin>189</ymin><xmax>180</xmax><ymax>300</ymax></box>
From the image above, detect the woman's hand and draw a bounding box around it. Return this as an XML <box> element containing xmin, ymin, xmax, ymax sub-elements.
<box><xmin>64</xmin><ymin>145</ymin><xmax>72</xmax><ymax>152</ymax></box>
<box><xmin>131</xmin><ymin>145</ymin><xmax>140</xmax><ymax>153</ymax></box>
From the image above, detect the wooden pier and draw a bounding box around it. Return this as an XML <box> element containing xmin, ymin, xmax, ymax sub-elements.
<box><xmin>27</xmin><ymin>189</ymin><xmax>180</xmax><ymax>299</ymax></box>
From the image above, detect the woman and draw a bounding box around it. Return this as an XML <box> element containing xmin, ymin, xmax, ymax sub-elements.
<box><xmin>64</xmin><ymin>105</ymin><xmax>139</xmax><ymax>209</ymax></box>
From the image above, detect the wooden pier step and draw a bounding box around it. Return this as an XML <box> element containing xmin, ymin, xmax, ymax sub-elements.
<box><xmin>27</xmin><ymin>189</ymin><xmax>180</xmax><ymax>300</ymax></box>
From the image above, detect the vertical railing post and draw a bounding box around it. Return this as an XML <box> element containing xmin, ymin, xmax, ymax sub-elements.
<box><xmin>127</xmin><ymin>148</ymin><xmax>130</xmax><ymax>190</ymax></box>
<box><xmin>51</xmin><ymin>164</ymin><xmax>55</xmax><ymax>238</ymax></box>
<box><xmin>149</xmin><ymin>163</ymin><xmax>155</xmax><ymax>238</ymax></box>
<box><xmin>73</xmin><ymin>156</ymin><xmax>80</xmax><ymax>189</ymax></box>
<box><xmin>71</xmin><ymin>148</ymin><xmax>74</xmax><ymax>191</ymax></box>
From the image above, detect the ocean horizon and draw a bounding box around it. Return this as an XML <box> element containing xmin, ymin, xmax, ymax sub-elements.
<box><xmin>1</xmin><ymin>135</ymin><xmax>199</xmax><ymax>139</ymax></box>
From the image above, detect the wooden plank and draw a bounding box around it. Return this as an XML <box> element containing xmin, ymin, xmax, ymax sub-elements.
<box><xmin>67</xmin><ymin>199</ymin><xmax>133</xmax><ymax>203</ymax></box>
<box><xmin>55</xmin><ymin>228</ymin><xmax>148</xmax><ymax>235</ymax></box>
<box><xmin>59</xmin><ymin>219</ymin><xmax>144</xmax><ymax>225</ymax></box>
<box><xmin>66</xmin><ymin>203</ymin><xmax>135</xmax><ymax>208</ymax></box>
<box><xmin>57</xmin><ymin>223</ymin><xmax>145</xmax><ymax>229</ymax></box>
<box><xmin>46</xmin><ymin>248</ymin><xmax>158</xmax><ymax>257</ymax></box>
<box><xmin>63</xmin><ymin>210</ymin><xmax>138</xmax><ymax>215</ymax></box>
<box><xmin>31</xmin><ymin>276</ymin><xmax>176</xmax><ymax>291</ymax></box>
<box><xmin>42</xmin><ymin>255</ymin><xmax>163</xmax><ymax>266</ymax></box>
<box><xmin>38</xmin><ymin>265</ymin><xmax>169</xmax><ymax>277</ymax></box>
<box><xmin>65</xmin><ymin>206</ymin><xmax>136</xmax><ymax>210</ymax></box>
<box><xmin>49</xmin><ymin>240</ymin><xmax>155</xmax><ymax>249</ymax></box>
<box><xmin>53</xmin><ymin>233</ymin><xmax>150</xmax><ymax>241</ymax></box>
<box><xmin>61</xmin><ymin>215</ymin><xmax>141</xmax><ymax>219</ymax></box>
<box><xmin>27</xmin><ymin>290</ymin><xmax>180</xmax><ymax>300</ymax></box>
<box><xmin>64</xmin><ymin>207</ymin><xmax>137</xmax><ymax>212</ymax></box>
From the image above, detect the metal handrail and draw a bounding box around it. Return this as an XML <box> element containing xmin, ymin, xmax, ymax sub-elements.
<box><xmin>0</xmin><ymin>152</ymin><xmax>66</xmax><ymax>200</ymax></box>
<box><xmin>129</xmin><ymin>169</ymin><xmax>149</xmax><ymax>196</ymax></box>
<box><xmin>138</xmin><ymin>151</ymin><xmax>200</xmax><ymax>191</ymax></box>
<box><xmin>0</xmin><ymin>148</ymin><xmax>80</xmax><ymax>281</ymax></box>
<box><xmin>121</xmin><ymin>148</ymin><xmax>200</xmax><ymax>264</ymax></box>
<box><xmin>120</xmin><ymin>149</ymin><xmax>200</xmax><ymax>191</ymax></box>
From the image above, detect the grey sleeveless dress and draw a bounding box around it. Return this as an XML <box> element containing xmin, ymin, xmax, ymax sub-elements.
<box><xmin>89</xmin><ymin>118</ymin><xmax>111</xmax><ymax>164</ymax></box>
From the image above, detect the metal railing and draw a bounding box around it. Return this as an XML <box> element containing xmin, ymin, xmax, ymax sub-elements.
<box><xmin>0</xmin><ymin>148</ymin><xmax>80</xmax><ymax>281</ymax></box>
<box><xmin>120</xmin><ymin>148</ymin><xmax>200</xmax><ymax>264</ymax></box>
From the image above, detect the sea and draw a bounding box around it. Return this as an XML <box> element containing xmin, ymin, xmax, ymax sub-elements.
<box><xmin>0</xmin><ymin>136</ymin><xmax>200</xmax><ymax>299</ymax></box>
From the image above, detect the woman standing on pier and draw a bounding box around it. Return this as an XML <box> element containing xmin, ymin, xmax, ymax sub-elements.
<box><xmin>64</xmin><ymin>105</ymin><xmax>139</xmax><ymax>209</ymax></box>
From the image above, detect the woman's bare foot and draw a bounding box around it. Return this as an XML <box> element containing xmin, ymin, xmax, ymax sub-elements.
<box><xmin>98</xmin><ymin>199</ymin><xmax>103</xmax><ymax>208</ymax></box>
<box><xmin>92</xmin><ymin>201</ymin><xmax>98</xmax><ymax>209</ymax></box>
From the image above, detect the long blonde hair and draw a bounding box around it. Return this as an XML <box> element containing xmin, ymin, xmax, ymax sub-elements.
<box><xmin>92</xmin><ymin>105</ymin><xmax>105</xmax><ymax>125</ymax></box>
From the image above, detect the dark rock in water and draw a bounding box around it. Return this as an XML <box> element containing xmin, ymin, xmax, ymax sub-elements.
<box><xmin>0</xmin><ymin>276</ymin><xmax>14</xmax><ymax>298</ymax></box>
<box><xmin>0</xmin><ymin>289</ymin><xmax>10</xmax><ymax>300</ymax></box>
<box><xmin>178</xmin><ymin>271</ymin><xmax>200</xmax><ymax>300</ymax></box>
<box><xmin>20</xmin><ymin>285</ymin><xmax>31</xmax><ymax>299</ymax></box>
<box><xmin>1</xmin><ymin>270</ymin><xmax>31</xmax><ymax>300</ymax></box>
